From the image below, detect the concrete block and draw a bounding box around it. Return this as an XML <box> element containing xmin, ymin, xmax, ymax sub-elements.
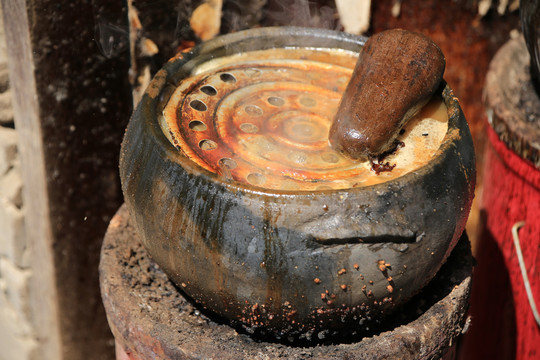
<box><xmin>0</xmin><ymin>200</ymin><xmax>28</xmax><ymax>268</ymax></box>
<box><xmin>0</xmin><ymin>257</ymin><xmax>31</xmax><ymax>324</ymax></box>
<box><xmin>0</xmin><ymin>275</ymin><xmax>31</xmax><ymax>336</ymax></box>
<box><xmin>0</xmin><ymin>126</ymin><xmax>17</xmax><ymax>175</ymax></box>
<box><xmin>0</xmin><ymin>63</ymin><xmax>9</xmax><ymax>90</ymax></box>
<box><xmin>0</xmin><ymin>163</ymin><xmax>23</xmax><ymax>207</ymax></box>
<box><xmin>0</xmin><ymin>89</ymin><xmax>14</xmax><ymax>125</ymax></box>
<box><xmin>0</xmin><ymin>305</ymin><xmax>37</xmax><ymax>360</ymax></box>
<box><xmin>0</xmin><ymin>275</ymin><xmax>7</xmax><ymax>308</ymax></box>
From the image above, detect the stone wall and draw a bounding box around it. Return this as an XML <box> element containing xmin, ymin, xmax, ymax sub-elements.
<box><xmin>0</xmin><ymin>3</ymin><xmax>37</xmax><ymax>359</ymax></box>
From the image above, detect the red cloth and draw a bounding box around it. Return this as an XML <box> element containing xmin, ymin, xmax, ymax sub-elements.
<box><xmin>483</xmin><ymin>124</ymin><xmax>539</xmax><ymax>359</ymax></box>
<box><xmin>462</xmin><ymin>123</ymin><xmax>539</xmax><ymax>359</ymax></box>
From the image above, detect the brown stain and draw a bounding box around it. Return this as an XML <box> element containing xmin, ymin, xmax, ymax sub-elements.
<box><xmin>197</xmin><ymin>189</ymin><xmax>235</xmax><ymax>311</ymax></box>
<box><xmin>262</xmin><ymin>202</ymin><xmax>286</xmax><ymax>313</ymax></box>
<box><xmin>147</xmin><ymin>69</ymin><xmax>168</xmax><ymax>99</ymax></box>
<box><xmin>148</xmin><ymin>175</ymin><xmax>237</xmax><ymax>316</ymax></box>
<box><xmin>137</xmin><ymin>330</ymin><xmax>168</xmax><ymax>359</ymax></box>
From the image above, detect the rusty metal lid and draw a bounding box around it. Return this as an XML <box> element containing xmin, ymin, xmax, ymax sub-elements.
<box><xmin>485</xmin><ymin>36</ymin><xmax>540</xmax><ymax>168</ymax></box>
<box><xmin>160</xmin><ymin>47</ymin><xmax>449</xmax><ymax>191</ymax></box>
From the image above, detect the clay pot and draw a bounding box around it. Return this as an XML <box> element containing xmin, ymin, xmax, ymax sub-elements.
<box><xmin>120</xmin><ymin>27</ymin><xmax>475</xmax><ymax>338</ymax></box>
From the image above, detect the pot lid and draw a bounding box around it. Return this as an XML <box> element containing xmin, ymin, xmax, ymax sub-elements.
<box><xmin>161</xmin><ymin>47</ymin><xmax>449</xmax><ymax>191</ymax></box>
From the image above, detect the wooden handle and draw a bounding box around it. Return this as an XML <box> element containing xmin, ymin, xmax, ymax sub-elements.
<box><xmin>329</xmin><ymin>29</ymin><xmax>445</xmax><ymax>159</ymax></box>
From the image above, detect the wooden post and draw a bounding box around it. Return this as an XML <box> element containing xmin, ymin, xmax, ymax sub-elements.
<box><xmin>1</xmin><ymin>1</ymin><xmax>60</xmax><ymax>358</ymax></box>
<box><xmin>1</xmin><ymin>0</ymin><xmax>132</xmax><ymax>358</ymax></box>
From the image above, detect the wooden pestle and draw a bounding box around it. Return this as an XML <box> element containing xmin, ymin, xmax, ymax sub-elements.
<box><xmin>329</xmin><ymin>29</ymin><xmax>446</xmax><ymax>160</ymax></box>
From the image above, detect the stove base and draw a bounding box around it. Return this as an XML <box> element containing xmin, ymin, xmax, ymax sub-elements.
<box><xmin>100</xmin><ymin>205</ymin><xmax>472</xmax><ymax>360</ymax></box>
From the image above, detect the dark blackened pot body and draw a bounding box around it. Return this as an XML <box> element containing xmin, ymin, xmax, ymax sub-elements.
<box><xmin>120</xmin><ymin>27</ymin><xmax>475</xmax><ymax>339</ymax></box>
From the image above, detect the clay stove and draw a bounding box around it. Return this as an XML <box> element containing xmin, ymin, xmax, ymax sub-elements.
<box><xmin>100</xmin><ymin>205</ymin><xmax>472</xmax><ymax>359</ymax></box>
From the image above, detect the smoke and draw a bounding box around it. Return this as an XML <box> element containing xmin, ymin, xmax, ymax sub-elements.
<box><xmin>263</xmin><ymin>0</ymin><xmax>340</xmax><ymax>30</ymax></box>
<box><xmin>94</xmin><ymin>16</ymin><xmax>129</xmax><ymax>59</ymax></box>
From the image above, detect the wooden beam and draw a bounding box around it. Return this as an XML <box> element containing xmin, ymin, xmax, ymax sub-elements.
<box><xmin>0</xmin><ymin>1</ymin><xmax>61</xmax><ymax>358</ymax></box>
<box><xmin>1</xmin><ymin>0</ymin><xmax>132</xmax><ymax>358</ymax></box>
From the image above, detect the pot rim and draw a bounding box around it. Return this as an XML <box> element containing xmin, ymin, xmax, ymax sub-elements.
<box><xmin>138</xmin><ymin>26</ymin><xmax>465</xmax><ymax>198</ymax></box>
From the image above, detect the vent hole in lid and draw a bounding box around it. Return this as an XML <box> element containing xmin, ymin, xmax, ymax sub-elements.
<box><xmin>321</xmin><ymin>153</ymin><xmax>339</xmax><ymax>163</ymax></box>
<box><xmin>245</xmin><ymin>68</ymin><xmax>262</xmax><ymax>77</ymax></box>
<box><xmin>288</xmin><ymin>151</ymin><xmax>307</xmax><ymax>164</ymax></box>
<box><xmin>200</xmin><ymin>85</ymin><xmax>217</xmax><ymax>96</ymax></box>
<box><xmin>268</xmin><ymin>96</ymin><xmax>285</xmax><ymax>107</ymax></box>
<box><xmin>190</xmin><ymin>99</ymin><xmax>208</xmax><ymax>111</ymax></box>
<box><xmin>299</xmin><ymin>96</ymin><xmax>317</xmax><ymax>107</ymax></box>
<box><xmin>189</xmin><ymin>120</ymin><xmax>207</xmax><ymax>131</ymax></box>
<box><xmin>245</xmin><ymin>105</ymin><xmax>263</xmax><ymax>116</ymax></box>
<box><xmin>220</xmin><ymin>73</ymin><xmax>237</xmax><ymax>83</ymax></box>
<box><xmin>199</xmin><ymin>139</ymin><xmax>217</xmax><ymax>150</ymax></box>
<box><xmin>240</xmin><ymin>123</ymin><xmax>259</xmax><ymax>134</ymax></box>
<box><xmin>218</xmin><ymin>158</ymin><xmax>237</xmax><ymax>170</ymax></box>
<box><xmin>247</xmin><ymin>173</ymin><xmax>266</xmax><ymax>186</ymax></box>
